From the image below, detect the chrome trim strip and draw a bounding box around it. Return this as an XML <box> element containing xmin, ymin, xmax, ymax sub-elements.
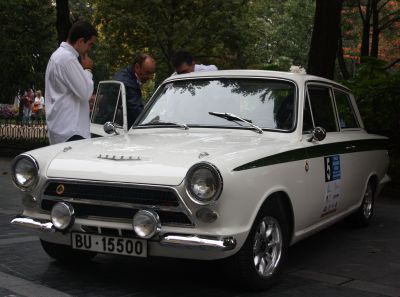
<box><xmin>49</xmin><ymin>197</ymin><xmax>185</xmax><ymax>213</ymax></box>
<box><xmin>11</xmin><ymin>215</ymin><xmax>55</xmax><ymax>232</ymax></box>
<box><xmin>160</xmin><ymin>234</ymin><xmax>236</xmax><ymax>251</ymax></box>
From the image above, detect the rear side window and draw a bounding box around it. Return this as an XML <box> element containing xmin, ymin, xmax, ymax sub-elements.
<box><xmin>334</xmin><ymin>90</ymin><xmax>359</xmax><ymax>129</ymax></box>
<box><xmin>307</xmin><ymin>85</ymin><xmax>338</xmax><ymax>132</ymax></box>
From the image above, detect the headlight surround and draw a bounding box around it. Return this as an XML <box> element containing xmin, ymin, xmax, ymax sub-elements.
<box><xmin>185</xmin><ymin>162</ymin><xmax>223</xmax><ymax>205</ymax></box>
<box><xmin>11</xmin><ymin>154</ymin><xmax>39</xmax><ymax>190</ymax></box>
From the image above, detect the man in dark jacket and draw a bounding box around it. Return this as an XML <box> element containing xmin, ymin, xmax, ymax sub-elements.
<box><xmin>113</xmin><ymin>53</ymin><xmax>156</xmax><ymax>128</ymax></box>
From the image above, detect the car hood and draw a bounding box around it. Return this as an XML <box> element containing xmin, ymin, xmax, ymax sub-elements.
<box><xmin>46</xmin><ymin>129</ymin><xmax>295</xmax><ymax>185</ymax></box>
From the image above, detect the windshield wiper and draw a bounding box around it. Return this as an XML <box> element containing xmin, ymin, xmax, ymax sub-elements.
<box><xmin>139</xmin><ymin>120</ymin><xmax>189</xmax><ymax>130</ymax></box>
<box><xmin>208</xmin><ymin>112</ymin><xmax>263</xmax><ymax>134</ymax></box>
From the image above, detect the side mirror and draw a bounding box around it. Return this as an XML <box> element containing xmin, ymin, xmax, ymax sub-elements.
<box><xmin>103</xmin><ymin>122</ymin><xmax>119</xmax><ymax>135</ymax></box>
<box><xmin>308</xmin><ymin>126</ymin><xmax>326</xmax><ymax>142</ymax></box>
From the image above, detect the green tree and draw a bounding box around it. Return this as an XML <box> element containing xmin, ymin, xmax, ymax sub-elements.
<box><xmin>91</xmin><ymin>0</ymin><xmax>316</xmax><ymax>81</ymax></box>
<box><xmin>253</xmin><ymin>0</ymin><xmax>315</xmax><ymax>70</ymax></box>
<box><xmin>92</xmin><ymin>0</ymin><xmax>271</xmax><ymax>83</ymax></box>
<box><xmin>0</xmin><ymin>0</ymin><xmax>56</xmax><ymax>103</ymax></box>
<box><xmin>347</xmin><ymin>58</ymin><xmax>400</xmax><ymax>140</ymax></box>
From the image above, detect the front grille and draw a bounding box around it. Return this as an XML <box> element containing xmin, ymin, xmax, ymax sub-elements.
<box><xmin>44</xmin><ymin>182</ymin><xmax>179</xmax><ymax>207</ymax></box>
<box><xmin>81</xmin><ymin>225</ymin><xmax>137</xmax><ymax>238</ymax></box>
<box><xmin>41</xmin><ymin>199</ymin><xmax>192</xmax><ymax>226</ymax></box>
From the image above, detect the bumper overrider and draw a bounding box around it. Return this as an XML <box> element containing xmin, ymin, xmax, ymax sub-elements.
<box><xmin>10</xmin><ymin>213</ymin><xmax>237</xmax><ymax>251</ymax></box>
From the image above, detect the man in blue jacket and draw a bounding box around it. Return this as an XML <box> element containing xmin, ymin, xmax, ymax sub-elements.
<box><xmin>113</xmin><ymin>53</ymin><xmax>156</xmax><ymax>128</ymax></box>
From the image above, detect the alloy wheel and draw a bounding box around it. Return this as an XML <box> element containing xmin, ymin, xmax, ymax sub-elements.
<box><xmin>252</xmin><ymin>216</ymin><xmax>283</xmax><ymax>277</ymax></box>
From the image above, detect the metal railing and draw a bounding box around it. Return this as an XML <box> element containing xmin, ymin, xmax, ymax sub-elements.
<box><xmin>0</xmin><ymin>118</ymin><xmax>49</xmax><ymax>154</ymax></box>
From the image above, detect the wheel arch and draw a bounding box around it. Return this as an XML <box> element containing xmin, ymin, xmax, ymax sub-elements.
<box><xmin>260</xmin><ymin>191</ymin><xmax>295</xmax><ymax>244</ymax></box>
<box><xmin>368</xmin><ymin>174</ymin><xmax>378</xmax><ymax>197</ymax></box>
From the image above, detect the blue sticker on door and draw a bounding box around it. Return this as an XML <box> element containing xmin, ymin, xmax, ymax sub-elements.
<box><xmin>325</xmin><ymin>155</ymin><xmax>341</xmax><ymax>182</ymax></box>
<box><xmin>322</xmin><ymin>155</ymin><xmax>341</xmax><ymax>217</ymax></box>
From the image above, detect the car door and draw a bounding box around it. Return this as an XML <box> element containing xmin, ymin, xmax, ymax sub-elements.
<box><xmin>331</xmin><ymin>88</ymin><xmax>366</xmax><ymax>211</ymax></box>
<box><xmin>302</xmin><ymin>83</ymin><xmax>347</xmax><ymax>223</ymax></box>
<box><xmin>90</xmin><ymin>81</ymin><xmax>128</xmax><ymax>137</ymax></box>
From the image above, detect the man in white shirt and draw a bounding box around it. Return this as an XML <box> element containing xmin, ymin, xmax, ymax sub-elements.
<box><xmin>45</xmin><ymin>21</ymin><xmax>98</xmax><ymax>144</ymax></box>
<box><xmin>172</xmin><ymin>51</ymin><xmax>218</xmax><ymax>75</ymax></box>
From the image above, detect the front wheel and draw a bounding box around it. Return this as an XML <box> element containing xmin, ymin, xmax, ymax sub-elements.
<box><xmin>40</xmin><ymin>239</ymin><xmax>97</xmax><ymax>262</ymax></box>
<box><xmin>230</xmin><ymin>203</ymin><xmax>289</xmax><ymax>290</ymax></box>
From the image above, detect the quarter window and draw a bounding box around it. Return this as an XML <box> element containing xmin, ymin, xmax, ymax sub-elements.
<box><xmin>302</xmin><ymin>96</ymin><xmax>314</xmax><ymax>133</ymax></box>
<box><xmin>334</xmin><ymin>90</ymin><xmax>359</xmax><ymax>129</ymax></box>
<box><xmin>307</xmin><ymin>85</ymin><xmax>338</xmax><ymax>132</ymax></box>
<box><xmin>91</xmin><ymin>83</ymin><xmax>123</xmax><ymax>126</ymax></box>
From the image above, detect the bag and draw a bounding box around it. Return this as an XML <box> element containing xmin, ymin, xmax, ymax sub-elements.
<box><xmin>32</xmin><ymin>104</ymin><xmax>39</xmax><ymax>114</ymax></box>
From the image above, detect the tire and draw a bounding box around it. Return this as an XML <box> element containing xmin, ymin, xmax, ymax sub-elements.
<box><xmin>40</xmin><ymin>239</ymin><xmax>97</xmax><ymax>262</ymax></box>
<box><xmin>350</xmin><ymin>182</ymin><xmax>375</xmax><ymax>227</ymax></box>
<box><xmin>230</xmin><ymin>202</ymin><xmax>289</xmax><ymax>291</ymax></box>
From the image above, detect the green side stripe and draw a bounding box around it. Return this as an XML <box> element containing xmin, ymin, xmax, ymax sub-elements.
<box><xmin>233</xmin><ymin>138</ymin><xmax>388</xmax><ymax>172</ymax></box>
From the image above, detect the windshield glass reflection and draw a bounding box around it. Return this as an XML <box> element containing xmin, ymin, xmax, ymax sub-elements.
<box><xmin>138</xmin><ymin>78</ymin><xmax>296</xmax><ymax>131</ymax></box>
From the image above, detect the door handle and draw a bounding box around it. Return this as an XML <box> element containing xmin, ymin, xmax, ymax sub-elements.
<box><xmin>345</xmin><ymin>145</ymin><xmax>356</xmax><ymax>150</ymax></box>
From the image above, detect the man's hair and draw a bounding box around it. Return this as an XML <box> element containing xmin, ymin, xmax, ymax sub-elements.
<box><xmin>172</xmin><ymin>51</ymin><xmax>193</xmax><ymax>68</ymax></box>
<box><xmin>133</xmin><ymin>53</ymin><xmax>152</xmax><ymax>67</ymax></box>
<box><xmin>68</xmin><ymin>20</ymin><xmax>98</xmax><ymax>44</ymax></box>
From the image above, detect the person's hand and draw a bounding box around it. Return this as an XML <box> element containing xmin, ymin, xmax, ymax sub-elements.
<box><xmin>80</xmin><ymin>53</ymin><xmax>93</xmax><ymax>70</ymax></box>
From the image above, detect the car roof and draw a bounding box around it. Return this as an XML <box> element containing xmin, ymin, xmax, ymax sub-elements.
<box><xmin>163</xmin><ymin>69</ymin><xmax>350</xmax><ymax>91</ymax></box>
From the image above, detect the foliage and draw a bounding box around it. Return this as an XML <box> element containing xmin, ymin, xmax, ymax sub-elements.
<box><xmin>0</xmin><ymin>104</ymin><xmax>18</xmax><ymax>119</ymax></box>
<box><xmin>253</xmin><ymin>0</ymin><xmax>315</xmax><ymax>69</ymax></box>
<box><xmin>92</xmin><ymin>1</ymin><xmax>248</xmax><ymax>81</ymax></box>
<box><xmin>0</xmin><ymin>0</ymin><xmax>56</xmax><ymax>104</ymax></box>
<box><xmin>341</xmin><ymin>0</ymin><xmax>400</xmax><ymax>70</ymax></box>
<box><xmin>91</xmin><ymin>0</ymin><xmax>315</xmax><ymax>84</ymax></box>
<box><xmin>345</xmin><ymin>58</ymin><xmax>400</xmax><ymax>145</ymax></box>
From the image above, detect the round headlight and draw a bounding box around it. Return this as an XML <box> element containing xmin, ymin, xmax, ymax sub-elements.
<box><xmin>11</xmin><ymin>155</ymin><xmax>39</xmax><ymax>190</ymax></box>
<box><xmin>51</xmin><ymin>202</ymin><xmax>75</xmax><ymax>230</ymax></box>
<box><xmin>185</xmin><ymin>162</ymin><xmax>223</xmax><ymax>204</ymax></box>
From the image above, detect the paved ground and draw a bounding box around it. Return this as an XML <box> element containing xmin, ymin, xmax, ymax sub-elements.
<box><xmin>0</xmin><ymin>156</ymin><xmax>399</xmax><ymax>297</ymax></box>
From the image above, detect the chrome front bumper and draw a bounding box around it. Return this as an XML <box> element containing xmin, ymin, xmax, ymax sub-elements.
<box><xmin>10</xmin><ymin>215</ymin><xmax>236</xmax><ymax>251</ymax></box>
<box><xmin>160</xmin><ymin>235</ymin><xmax>236</xmax><ymax>250</ymax></box>
<box><xmin>11</xmin><ymin>216</ymin><xmax>55</xmax><ymax>232</ymax></box>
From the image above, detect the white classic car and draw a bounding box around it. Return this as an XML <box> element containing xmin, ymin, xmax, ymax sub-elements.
<box><xmin>11</xmin><ymin>70</ymin><xmax>390</xmax><ymax>290</ymax></box>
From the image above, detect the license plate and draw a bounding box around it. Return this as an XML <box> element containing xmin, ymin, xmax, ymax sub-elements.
<box><xmin>71</xmin><ymin>233</ymin><xmax>147</xmax><ymax>257</ymax></box>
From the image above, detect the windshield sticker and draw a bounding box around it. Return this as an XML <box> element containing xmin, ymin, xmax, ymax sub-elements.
<box><xmin>322</xmin><ymin>155</ymin><xmax>341</xmax><ymax>217</ymax></box>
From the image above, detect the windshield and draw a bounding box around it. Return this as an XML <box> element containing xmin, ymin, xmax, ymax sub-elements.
<box><xmin>138</xmin><ymin>78</ymin><xmax>296</xmax><ymax>131</ymax></box>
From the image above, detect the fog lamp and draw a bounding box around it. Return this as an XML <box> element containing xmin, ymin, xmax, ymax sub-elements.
<box><xmin>133</xmin><ymin>210</ymin><xmax>161</xmax><ymax>239</ymax></box>
<box><xmin>196</xmin><ymin>208</ymin><xmax>218</xmax><ymax>223</ymax></box>
<box><xmin>51</xmin><ymin>202</ymin><xmax>75</xmax><ymax>230</ymax></box>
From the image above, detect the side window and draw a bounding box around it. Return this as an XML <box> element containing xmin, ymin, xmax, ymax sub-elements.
<box><xmin>307</xmin><ymin>85</ymin><xmax>338</xmax><ymax>132</ymax></box>
<box><xmin>334</xmin><ymin>90</ymin><xmax>359</xmax><ymax>129</ymax></box>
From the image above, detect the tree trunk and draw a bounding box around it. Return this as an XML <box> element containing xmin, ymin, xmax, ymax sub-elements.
<box><xmin>307</xmin><ymin>0</ymin><xmax>343</xmax><ymax>80</ymax></box>
<box><xmin>56</xmin><ymin>0</ymin><xmax>71</xmax><ymax>44</ymax></box>
<box><xmin>360</xmin><ymin>0</ymin><xmax>372</xmax><ymax>62</ymax></box>
<box><xmin>337</xmin><ymin>26</ymin><xmax>350</xmax><ymax>79</ymax></box>
<box><xmin>370</xmin><ymin>0</ymin><xmax>380</xmax><ymax>57</ymax></box>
